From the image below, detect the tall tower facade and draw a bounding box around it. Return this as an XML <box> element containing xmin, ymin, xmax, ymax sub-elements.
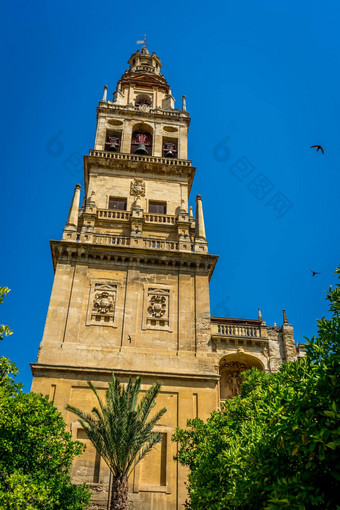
<box><xmin>31</xmin><ymin>45</ymin><xmax>302</xmax><ymax>510</ymax></box>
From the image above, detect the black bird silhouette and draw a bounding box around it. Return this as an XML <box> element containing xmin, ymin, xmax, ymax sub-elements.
<box><xmin>310</xmin><ymin>145</ymin><xmax>324</xmax><ymax>154</ymax></box>
<box><xmin>310</xmin><ymin>269</ymin><xmax>321</xmax><ymax>277</ymax></box>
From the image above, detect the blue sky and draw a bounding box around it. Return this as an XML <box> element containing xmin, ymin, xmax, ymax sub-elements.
<box><xmin>1</xmin><ymin>0</ymin><xmax>339</xmax><ymax>390</ymax></box>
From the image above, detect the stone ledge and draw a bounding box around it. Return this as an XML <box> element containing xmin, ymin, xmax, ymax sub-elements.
<box><xmin>30</xmin><ymin>363</ymin><xmax>220</xmax><ymax>382</ymax></box>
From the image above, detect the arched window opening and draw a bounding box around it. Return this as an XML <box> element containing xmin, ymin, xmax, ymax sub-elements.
<box><xmin>131</xmin><ymin>130</ymin><xmax>153</xmax><ymax>155</ymax></box>
<box><xmin>105</xmin><ymin>130</ymin><xmax>121</xmax><ymax>152</ymax></box>
<box><xmin>135</xmin><ymin>94</ymin><xmax>152</xmax><ymax>108</ymax></box>
<box><xmin>162</xmin><ymin>137</ymin><xmax>178</xmax><ymax>158</ymax></box>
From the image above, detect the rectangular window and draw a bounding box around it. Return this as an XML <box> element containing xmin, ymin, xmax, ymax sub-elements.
<box><xmin>109</xmin><ymin>197</ymin><xmax>127</xmax><ymax>211</ymax></box>
<box><xmin>149</xmin><ymin>201</ymin><xmax>166</xmax><ymax>214</ymax></box>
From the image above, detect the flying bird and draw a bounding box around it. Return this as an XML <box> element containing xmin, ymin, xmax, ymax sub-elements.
<box><xmin>310</xmin><ymin>145</ymin><xmax>324</xmax><ymax>154</ymax></box>
<box><xmin>310</xmin><ymin>269</ymin><xmax>321</xmax><ymax>277</ymax></box>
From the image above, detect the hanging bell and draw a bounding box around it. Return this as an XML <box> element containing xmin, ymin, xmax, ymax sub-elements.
<box><xmin>134</xmin><ymin>143</ymin><xmax>148</xmax><ymax>155</ymax></box>
<box><xmin>108</xmin><ymin>143</ymin><xmax>117</xmax><ymax>152</ymax></box>
<box><xmin>165</xmin><ymin>149</ymin><xmax>175</xmax><ymax>158</ymax></box>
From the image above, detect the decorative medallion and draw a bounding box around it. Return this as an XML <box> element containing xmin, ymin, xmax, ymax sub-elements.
<box><xmin>93</xmin><ymin>291</ymin><xmax>114</xmax><ymax>314</ymax></box>
<box><xmin>145</xmin><ymin>287</ymin><xmax>170</xmax><ymax>328</ymax></box>
<box><xmin>148</xmin><ymin>295</ymin><xmax>166</xmax><ymax>318</ymax></box>
<box><xmin>87</xmin><ymin>282</ymin><xmax>117</xmax><ymax>326</ymax></box>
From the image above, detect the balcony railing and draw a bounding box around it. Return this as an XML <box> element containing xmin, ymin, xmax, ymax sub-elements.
<box><xmin>92</xmin><ymin>234</ymin><xmax>192</xmax><ymax>252</ymax></box>
<box><xmin>97</xmin><ymin>209</ymin><xmax>130</xmax><ymax>220</ymax></box>
<box><xmin>98</xmin><ymin>102</ymin><xmax>189</xmax><ymax>118</ymax></box>
<box><xmin>211</xmin><ymin>319</ymin><xmax>267</xmax><ymax>347</ymax></box>
<box><xmin>144</xmin><ymin>213</ymin><xmax>176</xmax><ymax>224</ymax></box>
<box><xmin>215</xmin><ymin>323</ymin><xmax>261</xmax><ymax>338</ymax></box>
<box><xmin>89</xmin><ymin>150</ymin><xmax>192</xmax><ymax>167</ymax></box>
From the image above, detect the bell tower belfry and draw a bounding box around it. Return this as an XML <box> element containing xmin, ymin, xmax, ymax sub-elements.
<box><xmin>31</xmin><ymin>45</ymin><xmax>219</xmax><ymax>509</ymax></box>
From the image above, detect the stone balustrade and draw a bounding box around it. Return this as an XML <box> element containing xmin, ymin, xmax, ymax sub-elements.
<box><xmin>89</xmin><ymin>150</ymin><xmax>192</xmax><ymax>167</ymax></box>
<box><xmin>144</xmin><ymin>213</ymin><xmax>176</xmax><ymax>224</ymax></box>
<box><xmin>92</xmin><ymin>234</ymin><xmax>192</xmax><ymax>252</ymax></box>
<box><xmin>211</xmin><ymin>318</ymin><xmax>268</xmax><ymax>348</ymax></box>
<box><xmin>97</xmin><ymin>209</ymin><xmax>130</xmax><ymax>220</ymax></box>
<box><xmin>96</xmin><ymin>209</ymin><xmax>178</xmax><ymax>225</ymax></box>
<box><xmin>215</xmin><ymin>322</ymin><xmax>261</xmax><ymax>338</ymax></box>
<box><xmin>98</xmin><ymin>103</ymin><xmax>189</xmax><ymax>118</ymax></box>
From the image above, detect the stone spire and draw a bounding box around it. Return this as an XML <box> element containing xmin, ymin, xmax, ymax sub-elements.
<box><xmin>282</xmin><ymin>309</ymin><xmax>288</xmax><ymax>324</ymax></box>
<box><xmin>64</xmin><ymin>184</ymin><xmax>81</xmax><ymax>233</ymax></box>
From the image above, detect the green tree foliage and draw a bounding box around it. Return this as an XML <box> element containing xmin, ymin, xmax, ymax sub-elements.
<box><xmin>173</xmin><ymin>269</ymin><xmax>340</xmax><ymax>509</ymax></box>
<box><xmin>0</xmin><ymin>357</ymin><xmax>90</xmax><ymax>510</ymax></box>
<box><xmin>66</xmin><ymin>373</ymin><xmax>167</xmax><ymax>510</ymax></box>
<box><xmin>0</xmin><ymin>287</ymin><xmax>13</xmax><ymax>340</ymax></box>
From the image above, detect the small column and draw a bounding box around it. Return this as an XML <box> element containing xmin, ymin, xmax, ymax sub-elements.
<box><xmin>182</xmin><ymin>95</ymin><xmax>186</xmax><ymax>112</ymax></box>
<box><xmin>258</xmin><ymin>308</ymin><xmax>262</xmax><ymax>321</ymax></box>
<box><xmin>189</xmin><ymin>206</ymin><xmax>193</xmax><ymax>218</ymax></box>
<box><xmin>282</xmin><ymin>309</ymin><xmax>288</xmax><ymax>324</ymax></box>
<box><xmin>102</xmin><ymin>85</ymin><xmax>108</xmax><ymax>102</ymax></box>
<box><xmin>63</xmin><ymin>184</ymin><xmax>81</xmax><ymax>240</ymax></box>
<box><xmin>194</xmin><ymin>195</ymin><xmax>208</xmax><ymax>253</ymax></box>
<box><xmin>65</xmin><ymin>184</ymin><xmax>81</xmax><ymax>230</ymax></box>
<box><xmin>195</xmin><ymin>195</ymin><xmax>206</xmax><ymax>240</ymax></box>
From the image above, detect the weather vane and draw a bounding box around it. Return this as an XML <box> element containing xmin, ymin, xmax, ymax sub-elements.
<box><xmin>136</xmin><ymin>34</ymin><xmax>147</xmax><ymax>47</ymax></box>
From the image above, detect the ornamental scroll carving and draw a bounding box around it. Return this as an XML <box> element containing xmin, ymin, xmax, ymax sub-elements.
<box><xmin>130</xmin><ymin>179</ymin><xmax>145</xmax><ymax>197</ymax></box>
<box><xmin>88</xmin><ymin>282</ymin><xmax>117</xmax><ymax>325</ymax></box>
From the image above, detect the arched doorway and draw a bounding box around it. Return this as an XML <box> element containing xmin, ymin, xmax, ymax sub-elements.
<box><xmin>219</xmin><ymin>351</ymin><xmax>264</xmax><ymax>400</ymax></box>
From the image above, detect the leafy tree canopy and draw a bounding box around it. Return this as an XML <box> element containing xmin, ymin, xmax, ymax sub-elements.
<box><xmin>173</xmin><ymin>268</ymin><xmax>340</xmax><ymax>509</ymax></box>
<box><xmin>0</xmin><ymin>357</ymin><xmax>90</xmax><ymax>509</ymax></box>
<box><xmin>0</xmin><ymin>287</ymin><xmax>13</xmax><ymax>340</ymax></box>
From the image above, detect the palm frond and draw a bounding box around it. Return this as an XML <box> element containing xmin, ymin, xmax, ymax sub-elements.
<box><xmin>66</xmin><ymin>373</ymin><xmax>167</xmax><ymax>480</ymax></box>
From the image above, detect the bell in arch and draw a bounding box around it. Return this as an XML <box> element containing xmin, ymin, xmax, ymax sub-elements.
<box><xmin>134</xmin><ymin>143</ymin><xmax>148</xmax><ymax>155</ymax></box>
<box><xmin>165</xmin><ymin>149</ymin><xmax>175</xmax><ymax>158</ymax></box>
<box><xmin>164</xmin><ymin>143</ymin><xmax>176</xmax><ymax>158</ymax></box>
<box><xmin>108</xmin><ymin>142</ymin><xmax>117</xmax><ymax>152</ymax></box>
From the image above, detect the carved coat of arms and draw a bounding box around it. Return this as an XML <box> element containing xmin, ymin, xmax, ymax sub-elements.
<box><xmin>130</xmin><ymin>179</ymin><xmax>146</xmax><ymax>197</ymax></box>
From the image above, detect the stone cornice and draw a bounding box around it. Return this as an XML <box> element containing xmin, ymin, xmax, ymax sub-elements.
<box><xmin>50</xmin><ymin>240</ymin><xmax>218</xmax><ymax>279</ymax></box>
<box><xmin>31</xmin><ymin>363</ymin><xmax>220</xmax><ymax>382</ymax></box>
<box><xmin>84</xmin><ymin>152</ymin><xmax>196</xmax><ymax>196</ymax></box>
<box><xmin>97</xmin><ymin>103</ymin><xmax>190</xmax><ymax>123</ymax></box>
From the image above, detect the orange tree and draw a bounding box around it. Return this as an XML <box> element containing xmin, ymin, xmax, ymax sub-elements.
<box><xmin>173</xmin><ymin>269</ymin><xmax>340</xmax><ymax>509</ymax></box>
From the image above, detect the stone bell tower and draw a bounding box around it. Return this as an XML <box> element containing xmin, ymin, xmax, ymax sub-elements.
<box><xmin>31</xmin><ymin>43</ymin><xmax>302</xmax><ymax>510</ymax></box>
<box><xmin>31</xmin><ymin>44</ymin><xmax>219</xmax><ymax>509</ymax></box>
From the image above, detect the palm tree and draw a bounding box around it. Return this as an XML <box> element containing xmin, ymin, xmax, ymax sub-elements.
<box><xmin>66</xmin><ymin>373</ymin><xmax>166</xmax><ymax>510</ymax></box>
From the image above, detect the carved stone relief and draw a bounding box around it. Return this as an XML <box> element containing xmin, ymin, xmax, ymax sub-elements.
<box><xmin>87</xmin><ymin>282</ymin><xmax>117</xmax><ymax>325</ymax></box>
<box><xmin>220</xmin><ymin>361</ymin><xmax>250</xmax><ymax>400</ymax></box>
<box><xmin>146</xmin><ymin>288</ymin><xmax>169</xmax><ymax>328</ymax></box>
<box><xmin>130</xmin><ymin>179</ymin><xmax>146</xmax><ymax>197</ymax></box>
